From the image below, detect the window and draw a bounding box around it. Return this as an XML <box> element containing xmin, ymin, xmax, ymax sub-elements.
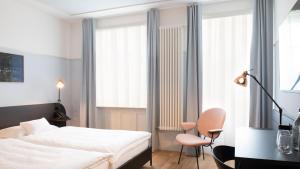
<box><xmin>279</xmin><ymin>11</ymin><xmax>300</xmax><ymax>91</ymax></box>
<box><xmin>96</xmin><ymin>25</ymin><xmax>147</xmax><ymax>108</ymax></box>
<box><xmin>202</xmin><ymin>14</ymin><xmax>252</xmax><ymax>145</ymax></box>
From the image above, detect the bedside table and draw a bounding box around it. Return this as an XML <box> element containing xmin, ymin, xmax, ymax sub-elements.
<box><xmin>50</xmin><ymin>119</ymin><xmax>66</xmax><ymax>127</ymax></box>
<box><xmin>50</xmin><ymin>103</ymin><xmax>70</xmax><ymax>127</ymax></box>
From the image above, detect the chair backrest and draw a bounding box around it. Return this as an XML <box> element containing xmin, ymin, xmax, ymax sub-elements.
<box><xmin>197</xmin><ymin>108</ymin><xmax>226</xmax><ymax>138</ymax></box>
<box><xmin>213</xmin><ymin>145</ymin><xmax>235</xmax><ymax>169</ymax></box>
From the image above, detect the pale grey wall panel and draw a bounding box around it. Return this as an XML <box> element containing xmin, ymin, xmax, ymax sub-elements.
<box><xmin>0</xmin><ymin>54</ymin><xmax>68</xmax><ymax>105</ymax></box>
<box><xmin>69</xmin><ymin>59</ymin><xmax>82</xmax><ymax>126</ymax></box>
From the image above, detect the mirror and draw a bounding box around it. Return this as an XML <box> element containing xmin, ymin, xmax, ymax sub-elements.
<box><xmin>279</xmin><ymin>1</ymin><xmax>300</xmax><ymax>91</ymax></box>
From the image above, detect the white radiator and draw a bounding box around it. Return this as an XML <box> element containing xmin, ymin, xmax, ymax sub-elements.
<box><xmin>159</xmin><ymin>26</ymin><xmax>185</xmax><ymax>131</ymax></box>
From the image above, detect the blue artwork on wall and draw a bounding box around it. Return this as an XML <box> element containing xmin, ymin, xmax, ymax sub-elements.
<box><xmin>0</xmin><ymin>52</ymin><xmax>24</xmax><ymax>82</ymax></box>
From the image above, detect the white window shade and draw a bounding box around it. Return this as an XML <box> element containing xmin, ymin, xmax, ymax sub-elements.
<box><xmin>96</xmin><ymin>25</ymin><xmax>147</xmax><ymax>108</ymax></box>
<box><xmin>202</xmin><ymin>14</ymin><xmax>252</xmax><ymax>146</ymax></box>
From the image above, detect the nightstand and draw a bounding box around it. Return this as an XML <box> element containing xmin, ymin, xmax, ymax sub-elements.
<box><xmin>50</xmin><ymin>119</ymin><xmax>66</xmax><ymax>127</ymax></box>
<box><xmin>50</xmin><ymin>103</ymin><xmax>70</xmax><ymax>127</ymax></box>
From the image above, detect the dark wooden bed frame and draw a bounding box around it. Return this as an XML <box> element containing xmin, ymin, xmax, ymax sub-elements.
<box><xmin>0</xmin><ymin>103</ymin><xmax>152</xmax><ymax>169</ymax></box>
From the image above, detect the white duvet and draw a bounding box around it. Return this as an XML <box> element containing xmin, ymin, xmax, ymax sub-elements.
<box><xmin>21</xmin><ymin>127</ymin><xmax>151</xmax><ymax>163</ymax></box>
<box><xmin>0</xmin><ymin>139</ymin><xmax>112</xmax><ymax>169</ymax></box>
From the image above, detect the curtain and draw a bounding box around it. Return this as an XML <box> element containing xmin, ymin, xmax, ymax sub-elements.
<box><xmin>203</xmin><ymin>14</ymin><xmax>252</xmax><ymax>146</ymax></box>
<box><xmin>184</xmin><ymin>4</ymin><xmax>202</xmax><ymax>122</ymax></box>
<box><xmin>80</xmin><ymin>18</ymin><xmax>96</xmax><ymax>128</ymax></box>
<box><xmin>147</xmin><ymin>8</ymin><xmax>160</xmax><ymax>150</ymax></box>
<box><xmin>249</xmin><ymin>0</ymin><xmax>273</xmax><ymax>129</ymax></box>
<box><xmin>96</xmin><ymin>25</ymin><xmax>147</xmax><ymax>108</ymax></box>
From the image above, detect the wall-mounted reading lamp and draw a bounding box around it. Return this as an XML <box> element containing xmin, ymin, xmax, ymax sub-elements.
<box><xmin>56</xmin><ymin>80</ymin><xmax>64</xmax><ymax>102</ymax></box>
<box><xmin>54</xmin><ymin>80</ymin><xmax>71</xmax><ymax>121</ymax></box>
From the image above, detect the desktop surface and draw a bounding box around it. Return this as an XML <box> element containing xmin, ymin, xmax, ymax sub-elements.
<box><xmin>235</xmin><ymin>127</ymin><xmax>300</xmax><ymax>169</ymax></box>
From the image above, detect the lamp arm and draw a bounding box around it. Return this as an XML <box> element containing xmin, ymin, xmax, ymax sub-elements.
<box><xmin>58</xmin><ymin>88</ymin><xmax>61</xmax><ymax>102</ymax></box>
<box><xmin>248</xmin><ymin>74</ymin><xmax>282</xmax><ymax>125</ymax></box>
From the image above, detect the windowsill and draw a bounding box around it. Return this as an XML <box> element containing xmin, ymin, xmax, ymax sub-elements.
<box><xmin>279</xmin><ymin>90</ymin><xmax>300</xmax><ymax>94</ymax></box>
<box><xmin>97</xmin><ymin>106</ymin><xmax>146</xmax><ymax>109</ymax></box>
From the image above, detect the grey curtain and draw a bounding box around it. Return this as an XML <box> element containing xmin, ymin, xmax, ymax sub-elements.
<box><xmin>184</xmin><ymin>4</ymin><xmax>203</xmax><ymax>122</ymax></box>
<box><xmin>147</xmin><ymin>9</ymin><xmax>160</xmax><ymax>151</ymax></box>
<box><xmin>80</xmin><ymin>18</ymin><xmax>96</xmax><ymax>128</ymax></box>
<box><xmin>249</xmin><ymin>0</ymin><xmax>273</xmax><ymax>129</ymax></box>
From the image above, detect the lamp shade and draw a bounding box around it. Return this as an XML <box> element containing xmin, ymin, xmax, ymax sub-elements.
<box><xmin>56</xmin><ymin>80</ymin><xmax>64</xmax><ymax>89</ymax></box>
<box><xmin>234</xmin><ymin>71</ymin><xmax>248</xmax><ymax>87</ymax></box>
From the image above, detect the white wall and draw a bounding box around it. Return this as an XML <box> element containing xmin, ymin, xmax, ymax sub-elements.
<box><xmin>0</xmin><ymin>0</ymin><xmax>75</xmax><ymax>120</ymax></box>
<box><xmin>0</xmin><ymin>0</ymin><xmax>70</xmax><ymax>58</ymax></box>
<box><xmin>274</xmin><ymin>0</ymin><xmax>299</xmax><ymax>119</ymax></box>
<box><xmin>70</xmin><ymin>21</ymin><xmax>82</xmax><ymax>59</ymax></box>
<box><xmin>96</xmin><ymin>108</ymin><xmax>146</xmax><ymax>130</ymax></box>
<box><xmin>160</xmin><ymin>6</ymin><xmax>187</xmax><ymax>26</ymax></box>
<box><xmin>68</xmin><ymin>21</ymin><xmax>82</xmax><ymax>126</ymax></box>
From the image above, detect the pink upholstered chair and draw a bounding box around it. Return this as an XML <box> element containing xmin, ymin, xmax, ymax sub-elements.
<box><xmin>176</xmin><ymin>108</ymin><xmax>226</xmax><ymax>169</ymax></box>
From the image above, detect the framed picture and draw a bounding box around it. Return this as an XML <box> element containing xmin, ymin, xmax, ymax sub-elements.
<box><xmin>0</xmin><ymin>52</ymin><xmax>24</xmax><ymax>82</ymax></box>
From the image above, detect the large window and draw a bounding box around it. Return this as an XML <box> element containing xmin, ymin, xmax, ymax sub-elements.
<box><xmin>96</xmin><ymin>25</ymin><xmax>147</xmax><ymax>108</ymax></box>
<box><xmin>279</xmin><ymin>11</ymin><xmax>300</xmax><ymax>91</ymax></box>
<box><xmin>203</xmin><ymin>14</ymin><xmax>252</xmax><ymax>145</ymax></box>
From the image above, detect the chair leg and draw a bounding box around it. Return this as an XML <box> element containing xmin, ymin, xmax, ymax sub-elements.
<box><xmin>178</xmin><ymin>145</ymin><xmax>183</xmax><ymax>164</ymax></box>
<box><xmin>194</xmin><ymin>147</ymin><xmax>199</xmax><ymax>169</ymax></box>
<box><xmin>202</xmin><ymin>146</ymin><xmax>205</xmax><ymax>160</ymax></box>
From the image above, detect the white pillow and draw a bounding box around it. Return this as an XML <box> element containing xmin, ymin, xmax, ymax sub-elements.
<box><xmin>0</xmin><ymin>126</ymin><xmax>26</xmax><ymax>139</ymax></box>
<box><xmin>20</xmin><ymin>118</ymin><xmax>57</xmax><ymax>135</ymax></box>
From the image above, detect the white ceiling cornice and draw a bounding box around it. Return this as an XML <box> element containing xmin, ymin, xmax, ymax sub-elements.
<box><xmin>75</xmin><ymin>0</ymin><xmax>192</xmax><ymax>18</ymax></box>
<box><xmin>24</xmin><ymin>0</ymin><xmax>234</xmax><ymax>20</ymax></box>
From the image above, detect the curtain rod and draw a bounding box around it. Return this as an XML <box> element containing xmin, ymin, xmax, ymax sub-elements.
<box><xmin>71</xmin><ymin>0</ymin><xmax>176</xmax><ymax>16</ymax></box>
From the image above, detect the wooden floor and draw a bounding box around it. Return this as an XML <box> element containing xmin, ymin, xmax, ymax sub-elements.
<box><xmin>142</xmin><ymin>151</ymin><xmax>218</xmax><ymax>169</ymax></box>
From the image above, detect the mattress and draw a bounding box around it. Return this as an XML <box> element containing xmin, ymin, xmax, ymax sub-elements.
<box><xmin>21</xmin><ymin>126</ymin><xmax>151</xmax><ymax>169</ymax></box>
<box><xmin>114</xmin><ymin>138</ymin><xmax>149</xmax><ymax>168</ymax></box>
<box><xmin>89</xmin><ymin>160</ymin><xmax>110</xmax><ymax>169</ymax></box>
<box><xmin>0</xmin><ymin>138</ymin><xmax>112</xmax><ymax>169</ymax></box>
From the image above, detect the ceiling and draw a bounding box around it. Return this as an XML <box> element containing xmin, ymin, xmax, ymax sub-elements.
<box><xmin>31</xmin><ymin>0</ymin><xmax>230</xmax><ymax>18</ymax></box>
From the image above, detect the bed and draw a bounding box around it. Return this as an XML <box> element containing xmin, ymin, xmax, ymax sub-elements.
<box><xmin>0</xmin><ymin>138</ymin><xmax>111</xmax><ymax>169</ymax></box>
<box><xmin>21</xmin><ymin>126</ymin><xmax>151</xmax><ymax>169</ymax></box>
<box><xmin>0</xmin><ymin>103</ymin><xmax>152</xmax><ymax>169</ymax></box>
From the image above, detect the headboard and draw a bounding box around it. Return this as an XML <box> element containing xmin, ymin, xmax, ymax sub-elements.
<box><xmin>0</xmin><ymin>103</ymin><xmax>66</xmax><ymax>129</ymax></box>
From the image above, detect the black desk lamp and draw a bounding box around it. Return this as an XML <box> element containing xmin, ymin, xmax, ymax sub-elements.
<box><xmin>234</xmin><ymin>71</ymin><xmax>290</xmax><ymax>130</ymax></box>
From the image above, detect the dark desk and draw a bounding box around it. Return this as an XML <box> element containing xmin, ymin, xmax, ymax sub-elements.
<box><xmin>235</xmin><ymin>128</ymin><xmax>300</xmax><ymax>169</ymax></box>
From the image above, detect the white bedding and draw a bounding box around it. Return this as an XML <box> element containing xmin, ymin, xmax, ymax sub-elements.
<box><xmin>0</xmin><ymin>139</ymin><xmax>112</xmax><ymax>169</ymax></box>
<box><xmin>114</xmin><ymin>138</ymin><xmax>149</xmax><ymax>168</ymax></box>
<box><xmin>21</xmin><ymin>126</ymin><xmax>151</xmax><ymax>168</ymax></box>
